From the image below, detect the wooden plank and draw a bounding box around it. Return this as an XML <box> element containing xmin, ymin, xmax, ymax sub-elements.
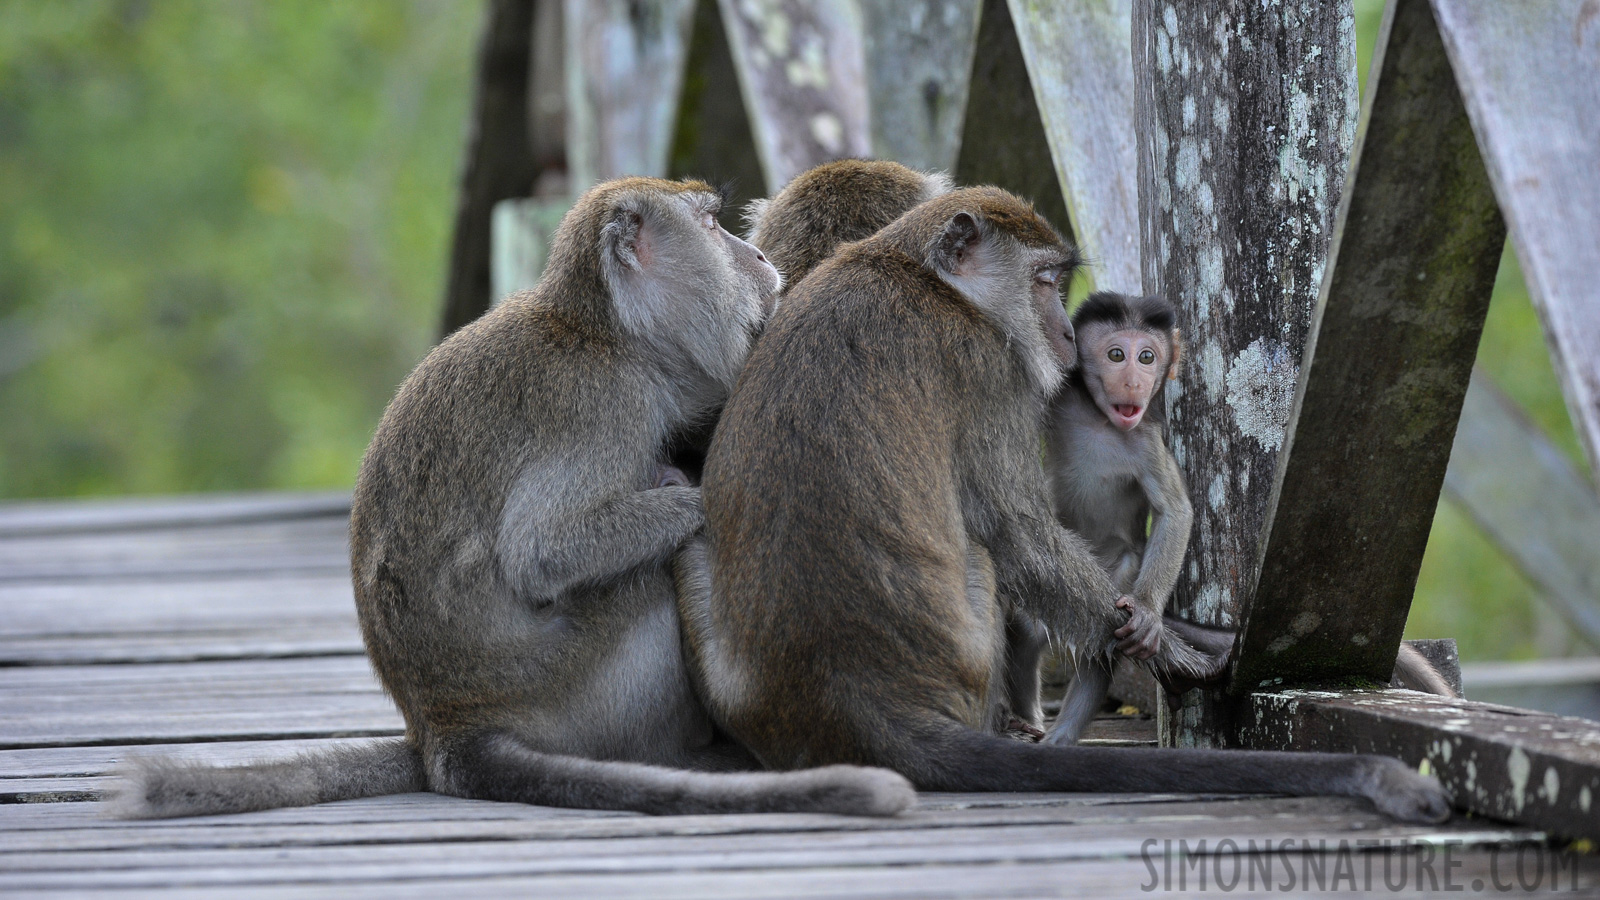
<box><xmin>665</xmin><ymin>0</ymin><xmax>767</xmax><ymax>213</ymax></box>
<box><xmin>1430</xmin><ymin>0</ymin><xmax>1600</xmax><ymax>480</ymax></box>
<box><xmin>952</xmin><ymin>0</ymin><xmax>1072</xmax><ymax>239</ymax></box>
<box><xmin>0</xmin><ymin>657</ymin><xmax>400</xmax><ymax>749</ymax></box>
<box><xmin>1235</xmin><ymin>0</ymin><xmax>1506</xmax><ymax>692</ymax></box>
<box><xmin>1007</xmin><ymin>0</ymin><xmax>1140</xmax><ymax>292</ymax></box>
<box><xmin>0</xmin><ymin>574</ymin><xmax>360</xmax><ymax>665</ymax></box>
<box><xmin>0</xmin><ymin>519</ymin><xmax>349</xmax><ymax>582</ymax></box>
<box><xmin>0</xmin><ymin>811</ymin><xmax>1544</xmax><ymax>890</ymax></box>
<box><xmin>0</xmin><ymin>491</ymin><xmax>348</xmax><ymax>538</ymax></box>
<box><xmin>714</xmin><ymin>0</ymin><xmax>871</xmax><ymax>193</ymax></box>
<box><xmin>1444</xmin><ymin>370</ymin><xmax>1600</xmax><ymax>649</ymax></box>
<box><xmin>1238</xmin><ymin>688</ymin><xmax>1600</xmax><ymax>841</ymax></box>
<box><xmin>1132</xmin><ymin>0</ymin><xmax>1360</xmax><ymax>745</ymax></box>
<box><xmin>4</xmin><ymin>849</ymin><xmax>1592</xmax><ymax>900</ymax></box>
<box><xmin>564</xmin><ymin>0</ymin><xmax>697</xmax><ymax>189</ymax></box>
<box><xmin>858</xmin><ymin>0</ymin><xmax>980</xmax><ymax>172</ymax></box>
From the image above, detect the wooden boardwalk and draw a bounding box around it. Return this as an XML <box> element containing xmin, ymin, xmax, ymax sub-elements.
<box><xmin>1</xmin><ymin>492</ymin><xmax>1594</xmax><ymax>897</ymax></box>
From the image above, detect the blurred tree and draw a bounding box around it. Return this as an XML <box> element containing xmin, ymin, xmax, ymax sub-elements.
<box><xmin>0</xmin><ymin>0</ymin><xmax>478</xmax><ymax>497</ymax></box>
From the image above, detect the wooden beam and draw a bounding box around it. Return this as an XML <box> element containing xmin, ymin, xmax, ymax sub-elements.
<box><xmin>858</xmin><ymin>0</ymin><xmax>980</xmax><ymax>173</ymax></box>
<box><xmin>1430</xmin><ymin>0</ymin><xmax>1600</xmax><ymax>483</ymax></box>
<box><xmin>439</xmin><ymin>0</ymin><xmax>542</xmax><ymax>337</ymax></box>
<box><xmin>666</xmin><ymin>0</ymin><xmax>767</xmax><ymax>213</ymax></box>
<box><xmin>1005</xmin><ymin>0</ymin><xmax>1140</xmax><ymax>292</ymax></box>
<box><xmin>953</xmin><ymin>0</ymin><xmax>1071</xmax><ymax>243</ymax></box>
<box><xmin>714</xmin><ymin>0</ymin><xmax>870</xmax><ymax>193</ymax></box>
<box><xmin>1235</xmin><ymin>0</ymin><xmax>1505</xmax><ymax>693</ymax></box>
<box><xmin>1445</xmin><ymin>370</ymin><xmax>1600</xmax><ymax>649</ymax></box>
<box><xmin>563</xmin><ymin>0</ymin><xmax>697</xmax><ymax>189</ymax></box>
<box><xmin>1238</xmin><ymin>688</ymin><xmax>1600</xmax><ymax>841</ymax></box>
<box><xmin>1132</xmin><ymin>0</ymin><xmax>1359</xmax><ymax>745</ymax></box>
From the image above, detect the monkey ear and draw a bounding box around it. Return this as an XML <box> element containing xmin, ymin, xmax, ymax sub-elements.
<box><xmin>1168</xmin><ymin>328</ymin><xmax>1183</xmax><ymax>381</ymax></box>
<box><xmin>601</xmin><ymin>205</ymin><xmax>650</xmax><ymax>271</ymax></box>
<box><xmin>931</xmin><ymin>211</ymin><xmax>981</xmax><ymax>275</ymax></box>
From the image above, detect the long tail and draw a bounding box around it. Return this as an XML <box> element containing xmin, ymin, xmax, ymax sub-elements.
<box><xmin>447</xmin><ymin>732</ymin><xmax>915</xmax><ymax>817</ymax></box>
<box><xmin>1394</xmin><ymin>643</ymin><xmax>1458</xmax><ymax>697</ymax></box>
<box><xmin>110</xmin><ymin>737</ymin><xmax>423</xmax><ymax>819</ymax></box>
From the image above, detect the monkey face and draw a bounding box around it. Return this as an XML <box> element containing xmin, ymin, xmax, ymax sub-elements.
<box><xmin>1081</xmin><ymin>324</ymin><xmax>1169</xmax><ymax>431</ymax></box>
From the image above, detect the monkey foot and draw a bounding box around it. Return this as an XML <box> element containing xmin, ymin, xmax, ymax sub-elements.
<box><xmin>1002</xmin><ymin>717</ymin><xmax>1045</xmax><ymax>742</ymax></box>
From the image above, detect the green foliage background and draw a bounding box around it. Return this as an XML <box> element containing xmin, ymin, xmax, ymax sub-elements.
<box><xmin>0</xmin><ymin>0</ymin><xmax>1591</xmax><ymax>661</ymax></box>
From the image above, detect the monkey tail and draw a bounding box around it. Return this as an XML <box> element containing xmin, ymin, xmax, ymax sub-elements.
<box><xmin>446</xmin><ymin>733</ymin><xmax>915</xmax><ymax>817</ymax></box>
<box><xmin>1393</xmin><ymin>643</ymin><xmax>1458</xmax><ymax>697</ymax></box>
<box><xmin>109</xmin><ymin>737</ymin><xmax>423</xmax><ymax>819</ymax></box>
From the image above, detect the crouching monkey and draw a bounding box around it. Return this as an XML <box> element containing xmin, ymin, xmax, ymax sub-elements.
<box><xmin>676</xmin><ymin>187</ymin><xmax>1451</xmax><ymax>823</ymax></box>
<box><xmin>113</xmin><ymin>177</ymin><xmax>913</xmax><ymax>819</ymax></box>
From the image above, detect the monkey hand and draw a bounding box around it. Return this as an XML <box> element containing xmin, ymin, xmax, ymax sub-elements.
<box><xmin>1113</xmin><ymin>596</ymin><xmax>1161</xmax><ymax>660</ymax></box>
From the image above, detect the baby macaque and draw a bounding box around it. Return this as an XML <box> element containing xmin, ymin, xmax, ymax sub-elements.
<box><xmin>1041</xmin><ymin>292</ymin><xmax>1194</xmax><ymax>743</ymax></box>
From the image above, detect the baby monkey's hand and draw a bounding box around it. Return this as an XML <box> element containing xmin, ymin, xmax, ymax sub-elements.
<box><xmin>1113</xmin><ymin>596</ymin><xmax>1161</xmax><ymax>660</ymax></box>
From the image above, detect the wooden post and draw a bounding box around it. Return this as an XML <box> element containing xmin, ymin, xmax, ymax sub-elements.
<box><xmin>1430</xmin><ymin>0</ymin><xmax>1600</xmax><ymax>485</ymax></box>
<box><xmin>667</xmin><ymin>0</ymin><xmax>767</xmax><ymax>213</ymax></box>
<box><xmin>858</xmin><ymin>0</ymin><xmax>981</xmax><ymax>172</ymax></box>
<box><xmin>563</xmin><ymin>0</ymin><xmax>697</xmax><ymax>189</ymax></box>
<box><xmin>954</xmin><ymin>0</ymin><xmax>1071</xmax><ymax>243</ymax></box>
<box><xmin>1234</xmin><ymin>0</ymin><xmax>1505</xmax><ymax>695</ymax></box>
<box><xmin>1132</xmin><ymin>0</ymin><xmax>1359</xmax><ymax>745</ymax></box>
<box><xmin>439</xmin><ymin>0</ymin><xmax>543</xmax><ymax>337</ymax></box>
<box><xmin>714</xmin><ymin>0</ymin><xmax>871</xmax><ymax>193</ymax></box>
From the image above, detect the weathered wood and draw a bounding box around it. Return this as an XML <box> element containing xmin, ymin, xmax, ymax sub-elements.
<box><xmin>1430</xmin><ymin>0</ymin><xmax>1600</xmax><ymax>481</ymax></box>
<box><xmin>952</xmin><ymin>0</ymin><xmax>1071</xmax><ymax>240</ymax></box>
<box><xmin>1238</xmin><ymin>688</ymin><xmax>1600</xmax><ymax>841</ymax></box>
<box><xmin>0</xmin><ymin>807</ymin><xmax>1547</xmax><ymax>891</ymax></box>
<box><xmin>1445</xmin><ymin>370</ymin><xmax>1600</xmax><ymax>650</ymax></box>
<box><xmin>564</xmin><ymin>0</ymin><xmax>697</xmax><ymax>189</ymax></box>
<box><xmin>490</xmin><ymin>197</ymin><xmax>567</xmax><ymax>301</ymax></box>
<box><xmin>439</xmin><ymin>0</ymin><xmax>543</xmax><ymax>336</ymax></box>
<box><xmin>0</xmin><ymin>519</ymin><xmax>350</xmax><ymax>582</ymax></box>
<box><xmin>1133</xmin><ymin>0</ymin><xmax>1359</xmax><ymax>745</ymax></box>
<box><xmin>1234</xmin><ymin>0</ymin><xmax>1505</xmax><ymax>694</ymax></box>
<box><xmin>0</xmin><ymin>656</ymin><xmax>400</xmax><ymax>749</ymax></box>
<box><xmin>1007</xmin><ymin>0</ymin><xmax>1140</xmax><ymax>292</ymax></box>
<box><xmin>666</xmin><ymin>0</ymin><xmax>767</xmax><ymax>214</ymax></box>
<box><xmin>858</xmin><ymin>0</ymin><xmax>980</xmax><ymax>172</ymax></box>
<box><xmin>714</xmin><ymin>0</ymin><xmax>870</xmax><ymax>193</ymax></box>
<box><xmin>0</xmin><ymin>491</ymin><xmax>347</xmax><ymax>538</ymax></box>
<box><xmin>1390</xmin><ymin>639</ymin><xmax>1463</xmax><ymax>697</ymax></box>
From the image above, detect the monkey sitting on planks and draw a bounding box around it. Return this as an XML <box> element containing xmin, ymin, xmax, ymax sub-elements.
<box><xmin>677</xmin><ymin>186</ymin><xmax>1451</xmax><ymax>823</ymax></box>
<box><xmin>113</xmin><ymin>177</ymin><xmax>915</xmax><ymax>820</ymax></box>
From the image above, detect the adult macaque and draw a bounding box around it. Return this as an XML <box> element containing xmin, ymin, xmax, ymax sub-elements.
<box><xmin>744</xmin><ymin>158</ymin><xmax>952</xmax><ymax>288</ymax></box>
<box><xmin>679</xmin><ymin>187</ymin><xmax>1451</xmax><ymax>823</ymax></box>
<box><xmin>115</xmin><ymin>177</ymin><xmax>913</xmax><ymax>819</ymax></box>
<box><xmin>1038</xmin><ymin>292</ymin><xmax>1193</xmax><ymax>743</ymax></box>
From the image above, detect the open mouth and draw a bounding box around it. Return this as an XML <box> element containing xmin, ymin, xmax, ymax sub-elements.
<box><xmin>1114</xmin><ymin>404</ymin><xmax>1142</xmax><ymax>419</ymax></box>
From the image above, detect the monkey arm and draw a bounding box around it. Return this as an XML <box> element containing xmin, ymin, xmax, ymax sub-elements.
<box><xmin>985</xmin><ymin>511</ymin><xmax>1126</xmax><ymax>658</ymax></box>
<box><xmin>1129</xmin><ymin>443</ymin><xmax>1193</xmax><ymax>613</ymax></box>
<box><xmin>498</xmin><ymin>471</ymin><xmax>705</xmax><ymax>601</ymax></box>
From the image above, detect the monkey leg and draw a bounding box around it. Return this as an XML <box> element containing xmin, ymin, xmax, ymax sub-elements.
<box><xmin>892</xmin><ymin>725</ymin><xmax>1450</xmax><ymax>824</ymax></box>
<box><xmin>441</xmin><ymin>731</ymin><xmax>914</xmax><ymax>817</ymax></box>
<box><xmin>1002</xmin><ymin>612</ymin><xmax>1048</xmax><ymax>729</ymax></box>
<box><xmin>1042</xmin><ymin>655</ymin><xmax>1113</xmax><ymax>745</ymax></box>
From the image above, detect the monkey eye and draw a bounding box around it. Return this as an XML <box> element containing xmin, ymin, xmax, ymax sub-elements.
<box><xmin>701</xmin><ymin>212</ymin><xmax>718</xmax><ymax>231</ymax></box>
<box><xmin>1108</xmin><ymin>347</ymin><xmax>1125</xmax><ymax>362</ymax></box>
<box><xmin>1138</xmin><ymin>348</ymin><xmax>1156</xmax><ymax>364</ymax></box>
<box><xmin>1035</xmin><ymin>268</ymin><xmax>1059</xmax><ymax>286</ymax></box>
